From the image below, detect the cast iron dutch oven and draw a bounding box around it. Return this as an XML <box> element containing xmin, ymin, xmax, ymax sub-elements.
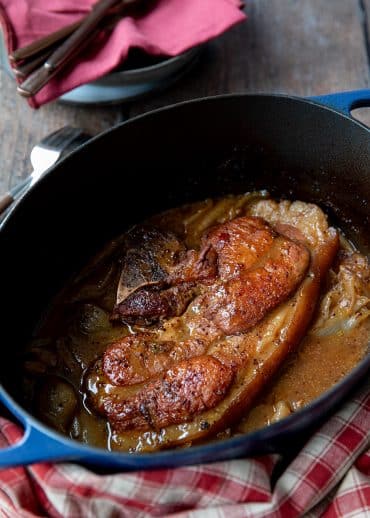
<box><xmin>0</xmin><ymin>90</ymin><xmax>369</xmax><ymax>470</ymax></box>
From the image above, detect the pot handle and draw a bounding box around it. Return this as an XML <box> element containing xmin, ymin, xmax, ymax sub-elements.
<box><xmin>310</xmin><ymin>89</ymin><xmax>370</xmax><ymax>116</ymax></box>
<box><xmin>0</xmin><ymin>422</ymin><xmax>79</xmax><ymax>469</ymax></box>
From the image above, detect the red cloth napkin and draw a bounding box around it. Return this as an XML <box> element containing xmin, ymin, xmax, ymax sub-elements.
<box><xmin>0</xmin><ymin>380</ymin><xmax>369</xmax><ymax>517</ymax></box>
<box><xmin>0</xmin><ymin>0</ymin><xmax>246</xmax><ymax>108</ymax></box>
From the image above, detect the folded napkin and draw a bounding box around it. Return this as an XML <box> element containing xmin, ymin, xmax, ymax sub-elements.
<box><xmin>0</xmin><ymin>0</ymin><xmax>246</xmax><ymax>108</ymax></box>
<box><xmin>0</xmin><ymin>379</ymin><xmax>369</xmax><ymax>517</ymax></box>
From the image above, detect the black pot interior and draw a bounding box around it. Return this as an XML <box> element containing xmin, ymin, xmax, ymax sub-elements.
<box><xmin>1</xmin><ymin>95</ymin><xmax>369</xmax><ymax>420</ymax></box>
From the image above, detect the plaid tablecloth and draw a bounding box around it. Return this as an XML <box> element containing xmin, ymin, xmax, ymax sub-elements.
<box><xmin>0</xmin><ymin>380</ymin><xmax>369</xmax><ymax>518</ymax></box>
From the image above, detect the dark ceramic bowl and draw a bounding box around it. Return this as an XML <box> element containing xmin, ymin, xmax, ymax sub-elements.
<box><xmin>0</xmin><ymin>90</ymin><xmax>369</xmax><ymax>470</ymax></box>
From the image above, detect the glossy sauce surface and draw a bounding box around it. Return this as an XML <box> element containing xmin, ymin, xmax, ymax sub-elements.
<box><xmin>21</xmin><ymin>193</ymin><xmax>370</xmax><ymax>451</ymax></box>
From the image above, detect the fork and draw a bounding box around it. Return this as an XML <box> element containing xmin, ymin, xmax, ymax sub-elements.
<box><xmin>0</xmin><ymin>126</ymin><xmax>91</xmax><ymax>216</ymax></box>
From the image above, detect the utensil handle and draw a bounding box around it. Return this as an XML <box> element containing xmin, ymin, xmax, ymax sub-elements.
<box><xmin>17</xmin><ymin>26</ymin><xmax>100</xmax><ymax>97</ymax></box>
<box><xmin>0</xmin><ymin>423</ymin><xmax>78</xmax><ymax>469</ymax></box>
<box><xmin>0</xmin><ymin>177</ymin><xmax>30</xmax><ymax>216</ymax></box>
<box><xmin>13</xmin><ymin>49</ymin><xmax>55</xmax><ymax>79</ymax></box>
<box><xmin>17</xmin><ymin>67</ymin><xmax>57</xmax><ymax>98</ymax></box>
<box><xmin>311</xmin><ymin>89</ymin><xmax>370</xmax><ymax>116</ymax></box>
<box><xmin>0</xmin><ymin>194</ymin><xmax>14</xmax><ymax>215</ymax></box>
<box><xmin>9</xmin><ymin>20</ymin><xmax>82</xmax><ymax>63</ymax></box>
<box><xmin>47</xmin><ymin>0</ymin><xmax>119</xmax><ymax>71</ymax></box>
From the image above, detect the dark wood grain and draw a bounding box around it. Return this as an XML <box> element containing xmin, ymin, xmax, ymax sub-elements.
<box><xmin>0</xmin><ymin>0</ymin><xmax>369</xmax><ymax>195</ymax></box>
<box><xmin>129</xmin><ymin>0</ymin><xmax>370</xmax><ymax>117</ymax></box>
<box><xmin>362</xmin><ymin>0</ymin><xmax>370</xmax><ymax>56</ymax></box>
<box><xmin>0</xmin><ymin>72</ymin><xmax>125</xmax><ymax>194</ymax></box>
<box><xmin>356</xmin><ymin>0</ymin><xmax>370</xmax><ymax>126</ymax></box>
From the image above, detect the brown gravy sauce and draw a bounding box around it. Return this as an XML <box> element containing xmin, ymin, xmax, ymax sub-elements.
<box><xmin>21</xmin><ymin>193</ymin><xmax>370</xmax><ymax>450</ymax></box>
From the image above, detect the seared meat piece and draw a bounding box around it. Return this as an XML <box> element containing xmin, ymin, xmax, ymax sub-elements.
<box><xmin>113</xmin><ymin>284</ymin><xmax>199</xmax><ymax>325</ymax></box>
<box><xmin>106</xmin><ymin>217</ymin><xmax>308</xmax><ymax>388</ymax></box>
<box><xmin>204</xmin><ymin>216</ymin><xmax>277</xmax><ymax>277</ymax></box>
<box><xmin>96</xmin><ymin>355</ymin><xmax>235</xmax><ymax>432</ymax></box>
<box><xmin>113</xmin><ymin>217</ymin><xmax>308</xmax><ymax>330</ymax></box>
<box><xmin>204</xmin><ymin>233</ymin><xmax>310</xmax><ymax>335</ymax></box>
<box><xmin>167</xmin><ymin>247</ymin><xmax>218</xmax><ymax>286</ymax></box>
<box><xmin>116</xmin><ymin>226</ymin><xmax>185</xmax><ymax>301</ymax></box>
<box><xmin>103</xmin><ymin>334</ymin><xmax>207</xmax><ymax>386</ymax></box>
<box><xmin>87</xmin><ymin>204</ymin><xmax>339</xmax><ymax>449</ymax></box>
<box><xmin>112</xmin><ymin>225</ymin><xmax>217</xmax><ymax>324</ymax></box>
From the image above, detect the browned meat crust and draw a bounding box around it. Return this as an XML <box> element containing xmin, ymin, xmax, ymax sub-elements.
<box><xmin>106</xmin><ymin>217</ymin><xmax>309</xmax><ymax>389</ymax></box>
<box><xmin>204</xmin><ymin>234</ymin><xmax>310</xmax><ymax>334</ymax></box>
<box><xmin>100</xmin><ymin>355</ymin><xmax>235</xmax><ymax>432</ymax></box>
<box><xmin>204</xmin><ymin>216</ymin><xmax>277</xmax><ymax>277</ymax></box>
<box><xmin>112</xmin><ymin>283</ymin><xmax>198</xmax><ymax>325</ymax></box>
<box><xmin>103</xmin><ymin>335</ymin><xmax>207</xmax><ymax>386</ymax></box>
<box><xmin>112</xmin><ymin>226</ymin><xmax>217</xmax><ymax>324</ymax></box>
<box><xmin>87</xmin><ymin>212</ymin><xmax>338</xmax><ymax>444</ymax></box>
<box><xmin>112</xmin><ymin>217</ymin><xmax>309</xmax><ymax>330</ymax></box>
<box><xmin>117</xmin><ymin>226</ymin><xmax>185</xmax><ymax>296</ymax></box>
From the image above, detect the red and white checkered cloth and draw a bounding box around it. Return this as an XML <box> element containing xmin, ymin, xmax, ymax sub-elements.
<box><xmin>0</xmin><ymin>379</ymin><xmax>369</xmax><ymax>518</ymax></box>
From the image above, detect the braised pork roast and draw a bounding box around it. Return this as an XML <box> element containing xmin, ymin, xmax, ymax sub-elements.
<box><xmin>21</xmin><ymin>193</ymin><xmax>370</xmax><ymax>452</ymax></box>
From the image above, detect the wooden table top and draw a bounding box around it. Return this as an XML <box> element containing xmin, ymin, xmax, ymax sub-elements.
<box><xmin>0</xmin><ymin>0</ymin><xmax>369</xmax><ymax>195</ymax></box>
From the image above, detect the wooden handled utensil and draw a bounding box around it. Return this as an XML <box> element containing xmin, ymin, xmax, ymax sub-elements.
<box><xmin>14</xmin><ymin>0</ymin><xmax>147</xmax><ymax>97</ymax></box>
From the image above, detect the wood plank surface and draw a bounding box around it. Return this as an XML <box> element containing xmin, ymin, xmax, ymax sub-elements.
<box><xmin>355</xmin><ymin>0</ymin><xmax>370</xmax><ymax>126</ymax></box>
<box><xmin>129</xmin><ymin>0</ymin><xmax>370</xmax><ymax>116</ymax></box>
<box><xmin>0</xmin><ymin>72</ymin><xmax>123</xmax><ymax>192</ymax></box>
<box><xmin>0</xmin><ymin>0</ymin><xmax>369</xmax><ymax>194</ymax></box>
